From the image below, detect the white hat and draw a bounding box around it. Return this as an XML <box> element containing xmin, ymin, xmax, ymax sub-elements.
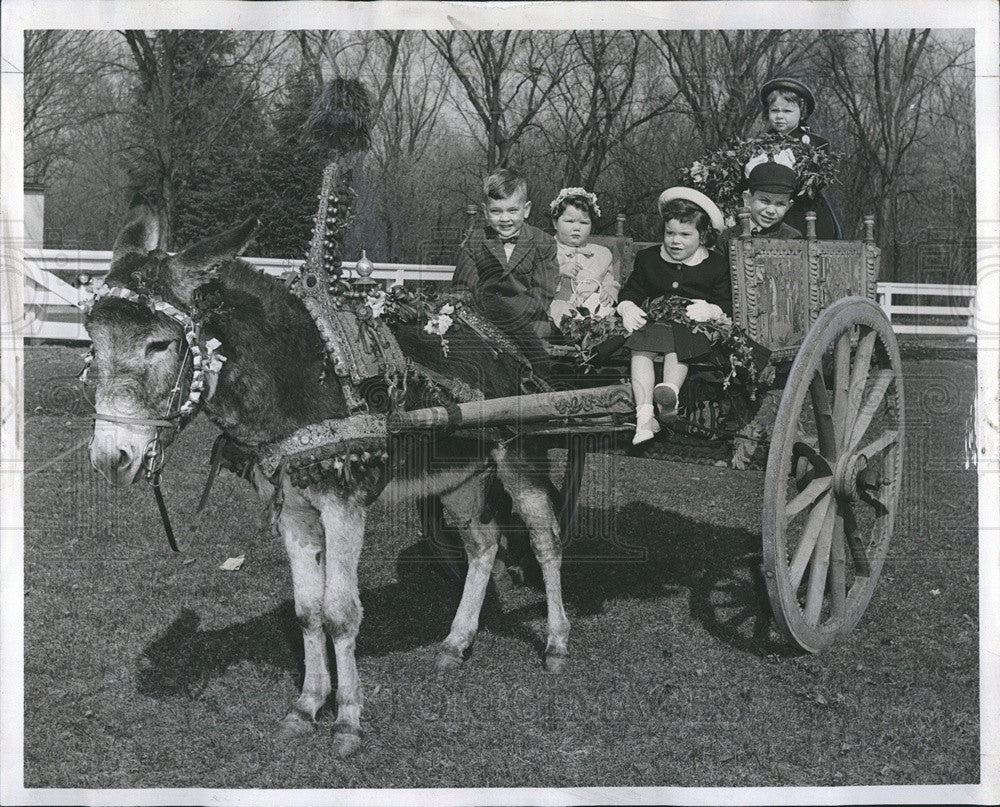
<box><xmin>657</xmin><ymin>187</ymin><xmax>725</xmax><ymax>231</ymax></box>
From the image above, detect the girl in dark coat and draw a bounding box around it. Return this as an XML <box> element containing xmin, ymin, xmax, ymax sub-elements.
<box><xmin>759</xmin><ymin>77</ymin><xmax>842</xmax><ymax>239</ymax></box>
<box><xmin>616</xmin><ymin>187</ymin><xmax>729</xmax><ymax>444</ymax></box>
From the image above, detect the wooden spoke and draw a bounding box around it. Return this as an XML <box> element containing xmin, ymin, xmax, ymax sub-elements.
<box><xmin>828</xmin><ymin>508</ymin><xmax>847</xmax><ymax>620</ymax></box>
<box><xmin>808</xmin><ymin>371</ymin><xmax>838</xmax><ymax>460</ymax></box>
<box><xmin>792</xmin><ymin>441</ymin><xmax>832</xmax><ymax>479</ymax></box>
<box><xmin>847</xmin><ymin>369</ymin><xmax>895</xmax><ymax>450</ymax></box>
<box><xmin>846</xmin><ymin>328</ymin><xmax>878</xmax><ymax>425</ymax></box>
<box><xmin>832</xmin><ymin>330</ymin><xmax>852</xmax><ymax>450</ymax></box>
<box><xmin>804</xmin><ymin>499</ymin><xmax>838</xmax><ymax>624</ymax></box>
<box><xmin>841</xmin><ymin>504</ymin><xmax>871</xmax><ymax>577</ymax></box>
<box><xmin>786</xmin><ymin>475</ymin><xmax>833</xmax><ymax>520</ymax></box>
<box><xmin>854</xmin><ymin>429</ymin><xmax>899</xmax><ymax>461</ymax></box>
<box><xmin>789</xmin><ymin>493</ymin><xmax>833</xmax><ymax>591</ymax></box>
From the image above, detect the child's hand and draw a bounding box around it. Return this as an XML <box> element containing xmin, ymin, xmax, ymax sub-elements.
<box><xmin>616</xmin><ymin>300</ymin><xmax>647</xmax><ymax>332</ymax></box>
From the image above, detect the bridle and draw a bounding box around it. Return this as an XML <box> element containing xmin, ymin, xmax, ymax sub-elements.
<box><xmin>81</xmin><ymin>283</ymin><xmax>227</xmax><ymax>552</ymax></box>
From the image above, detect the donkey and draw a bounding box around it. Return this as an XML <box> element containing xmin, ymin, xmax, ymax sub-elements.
<box><xmin>86</xmin><ymin>200</ymin><xmax>570</xmax><ymax>756</ymax></box>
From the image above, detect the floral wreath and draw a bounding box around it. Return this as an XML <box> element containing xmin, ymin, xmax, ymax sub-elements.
<box><xmin>549</xmin><ymin>187</ymin><xmax>601</xmax><ymax>219</ymax></box>
<box><xmin>679</xmin><ymin>132</ymin><xmax>840</xmax><ymax>221</ymax></box>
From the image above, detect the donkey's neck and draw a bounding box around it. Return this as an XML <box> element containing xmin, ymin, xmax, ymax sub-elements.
<box><xmin>199</xmin><ymin>260</ymin><xmax>351</xmax><ymax>448</ymax></box>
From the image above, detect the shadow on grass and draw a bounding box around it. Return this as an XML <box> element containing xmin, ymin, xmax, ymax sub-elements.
<box><xmin>557</xmin><ymin>501</ymin><xmax>800</xmax><ymax>659</ymax></box>
<box><xmin>138</xmin><ymin>499</ymin><xmax>797</xmax><ymax>699</ymax></box>
<box><xmin>137</xmin><ymin>604</ymin><xmax>303</xmax><ymax>698</ymax></box>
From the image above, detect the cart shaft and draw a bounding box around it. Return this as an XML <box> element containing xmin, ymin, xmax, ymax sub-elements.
<box><xmin>388</xmin><ymin>383</ymin><xmax>635</xmax><ymax>432</ymax></box>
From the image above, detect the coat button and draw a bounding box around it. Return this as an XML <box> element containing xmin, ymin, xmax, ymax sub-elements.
<box><xmin>672</xmin><ymin>281</ymin><xmax>679</xmax><ymax>289</ymax></box>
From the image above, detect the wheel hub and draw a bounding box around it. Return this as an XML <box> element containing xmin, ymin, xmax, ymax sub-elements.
<box><xmin>833</xmin><ymin>451</ymin><xmax>867</xmax><ymax>500</ymax></box>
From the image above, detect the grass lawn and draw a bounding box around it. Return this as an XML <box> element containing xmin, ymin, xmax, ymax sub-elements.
<box><xmin>20</xmin><ymin>345</ymin><xmax>979</xmax><ymax>789</ymax></box>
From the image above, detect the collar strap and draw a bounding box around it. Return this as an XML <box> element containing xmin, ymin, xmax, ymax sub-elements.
<box><xmin>90</xmin><ymin>412</ymin><xmax>178</xmax><ymax>429</ymax></box>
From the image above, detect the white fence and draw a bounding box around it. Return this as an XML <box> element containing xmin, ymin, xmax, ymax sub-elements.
<box><xmin>19</xmin><ymin>248</ymin><xmax>979</xmax><ymax>343</ymax></box>
<box><xmin>876</xmin><ymin>282</ymin><xmax>978</xmax><ymax>337</ymax></box>
<box><xmin>20</xmin><ymin>248</ymin><xmax>454</xmax><ymax>342</ymax></box>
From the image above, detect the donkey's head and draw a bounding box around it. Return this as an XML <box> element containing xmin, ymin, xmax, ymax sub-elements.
<box><xmin>86</xmin><ymin>198</ymin><xmax>256</xmax><ymax>484</ymax></box>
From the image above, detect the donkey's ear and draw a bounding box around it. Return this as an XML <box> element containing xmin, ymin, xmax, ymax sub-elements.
<box><xmin>167</xmin><ymin>217</ymin><xmax>258</xmax><ymax>306</ymax></box>
<box><xmin>112</xmin><ymin>195</ymin><xmax>161</xmax><ymax>262</ymax></box>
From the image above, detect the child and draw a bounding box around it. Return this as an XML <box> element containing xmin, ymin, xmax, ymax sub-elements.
<box><xmin>451</xmin><ymin>168</ymin><xmax>560</xmax><ymax>373</ymax></box>
<box><xmin>547</xmin><ymin>187</ymin><xmax>619</xmax><ymax>325</ymax></box>
<box><xmin>759</xmin><ymin>77</ymin><xmax>841</xmax><ymax>239</ymax></box>
<box><xmin>616</xmin><ymin>188</ymin><xmax>730</xmax><ymax>445</ymax></box>
<box><xmin>716</xmin><ymin>160</ymin><xmax>803</xmax><ymax>256</ymax></box>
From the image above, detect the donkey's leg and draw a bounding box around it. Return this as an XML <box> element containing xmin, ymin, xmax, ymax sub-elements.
<box><xmin>313</xmin><ymin>490</ymin><xmax>368</xmax><ymax>758</ymax></box>
<box><xmin>495</xmin><ymin>446</ymin><xmax>570</xmax><ymax>673</ymax></box>
<box><xmin>435</xmin><ymin>475</ymin><xmax>501</xmax><ymax>670</ymax></box>
<box><xmin>270</xmin><ymin>479</ymin><xmax>331</xmax><ymax>740</ymax></box>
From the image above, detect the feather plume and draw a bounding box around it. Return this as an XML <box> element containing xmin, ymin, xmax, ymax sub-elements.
<box><xmin>305</xmin><ymin>78</ymin><xmax>372</xmax><ymax>159</ymax></box>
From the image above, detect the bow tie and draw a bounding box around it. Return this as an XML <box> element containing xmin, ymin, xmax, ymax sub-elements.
<box><xmin>557</xmin><ymin>244</ymin><xmax>594</xmax><ymax>258</ymax></box>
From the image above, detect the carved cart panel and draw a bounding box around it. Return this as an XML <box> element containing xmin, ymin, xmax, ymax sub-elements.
<box><xmin>729</xmin><ymin>238</ymin><xmax>880</xmax><ymax>360</ymax></box>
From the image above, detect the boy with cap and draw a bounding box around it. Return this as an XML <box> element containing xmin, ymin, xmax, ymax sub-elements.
<box><xmin>717</xmin><ymin>160</ymin><xmax>803</xmax><ymax>258</ymax></box>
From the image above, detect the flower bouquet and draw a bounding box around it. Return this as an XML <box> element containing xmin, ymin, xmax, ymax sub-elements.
<box><xmin>556</xmin><ymin>295</ymin><xmax>626</xmax><ymax>371</ymax></box>
<box><xmin>679</xmin><ymin>132</ymin><xmax>840</xmax><ymax>220</ymax></box>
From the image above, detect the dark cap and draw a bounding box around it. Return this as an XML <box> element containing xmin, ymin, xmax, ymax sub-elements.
<box><xmin>759</xmin><ymin>77</ymin><xmax>816</xmax><ymax>120</ymax></box>
<box><xmin>747</xmin><ymin>162</ymin><xmax>798</xmax><ymax>195</ymax></box>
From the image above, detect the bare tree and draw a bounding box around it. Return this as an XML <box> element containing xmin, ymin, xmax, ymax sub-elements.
<box><xmin>817</xmin><ymin>29</ymin><xmax>974</xmax><ymax>277</ymax></box>
<box><xmin>24</xmin><ymin>30</ymin><xmax>118</xmax><ymax>183</ymax></box>
<box><xmin>426</xmin><ymin>30</ymin><xmax>574</xmax><ymax>170</ymax></box>
<box><xmin>539</xmin><ymin>31</ymin><xmax>676</xmax><ymax>192</ymax></box>
<box><xmin>364</xmin><ymin>34</ymin><xmax>449</xmax><ymax>258</ymax></box>
<box><xmin>649</xmin><ymin>30</ymin><xmax>816</xmax><ymax>148</ymax></box>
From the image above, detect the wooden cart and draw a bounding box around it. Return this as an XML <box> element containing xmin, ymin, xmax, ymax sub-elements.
<box><xmin>391</xmin><ymin>216</ymin><xmax>903</xmax><ymax>653</ymax></box>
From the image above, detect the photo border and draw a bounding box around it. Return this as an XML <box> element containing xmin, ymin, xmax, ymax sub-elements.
<box><xmin>2</xmin><ymin>2</ymin><xmax>997</xmax><ymax>805</ymax></box>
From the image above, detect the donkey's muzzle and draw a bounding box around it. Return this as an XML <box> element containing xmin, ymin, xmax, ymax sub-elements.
<box><xmin>90</xmin><ymin>425</ymin><xmax>147</xmax><ymax>485</ymax></box>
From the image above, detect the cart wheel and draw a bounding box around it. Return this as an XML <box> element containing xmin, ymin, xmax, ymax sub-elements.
<box><xmin>762</xmin><ymin>297</ymin><xmax>904</xmax><ymax>652</ymax></box>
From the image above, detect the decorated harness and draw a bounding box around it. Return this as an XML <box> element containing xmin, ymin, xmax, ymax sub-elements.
<box><xmin>81</xmin><ymin>79</ymin><xmax>550</xmax><ymax>550</ymax></box>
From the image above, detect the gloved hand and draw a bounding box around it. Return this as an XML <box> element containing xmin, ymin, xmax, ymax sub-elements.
<box><xmin>616</xmin><ymin>300</ymin><xmax>648</xmax><ymax>333</ymax></box>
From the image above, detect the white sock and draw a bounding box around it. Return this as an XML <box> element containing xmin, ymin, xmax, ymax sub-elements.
<box><xmin>636</xmin><ymin>403</ymin><xmax>654</xmax><ymax>422</ymax></box>
<box><xmin>660</xmin><ymin>382</ymin><xmax>680</xmax><ymax>396</ymax></box>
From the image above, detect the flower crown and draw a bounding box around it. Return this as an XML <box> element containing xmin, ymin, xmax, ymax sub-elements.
<box><xmin>549</xmin><ymin>187</ymin><xmax>601</xmax><ymax>218</ymax></box>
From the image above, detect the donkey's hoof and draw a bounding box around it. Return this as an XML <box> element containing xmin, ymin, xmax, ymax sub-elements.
<box><xmin>435</xmin><ymin>645</ymin><xmax>465</xmax><ymax>671</ymax></box>
<box><xmin>544</xmin><ymin>651</ymin><xmax>568</xmax><ymax>674</ymax></box>
<box><xmin>274</xmin><ymin>714</ymin><xmax>314</xmax><ymax>741</ymax></box>
<box><xmin>332</xmin><ymin>725</ymin><xmax>362</xmax><ymax>758</ymax></box>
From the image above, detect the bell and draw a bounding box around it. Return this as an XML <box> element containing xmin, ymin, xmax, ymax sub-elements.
<box><xmin>355</xmin><ymin>249</ymin><xmax>375</xmax><ymax>278</ymax></box>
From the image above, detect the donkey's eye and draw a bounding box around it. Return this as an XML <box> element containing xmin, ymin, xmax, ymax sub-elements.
<box><xmin>145</xmin><ymin>339</ymin><xmax>175</xmax><ymax>358</ymax></box>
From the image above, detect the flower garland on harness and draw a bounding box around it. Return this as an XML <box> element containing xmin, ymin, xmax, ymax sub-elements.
<box><xmin>79</xmin><ymin>283</ymin><xmax>227</xmax><ymax>426</ymax></box>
